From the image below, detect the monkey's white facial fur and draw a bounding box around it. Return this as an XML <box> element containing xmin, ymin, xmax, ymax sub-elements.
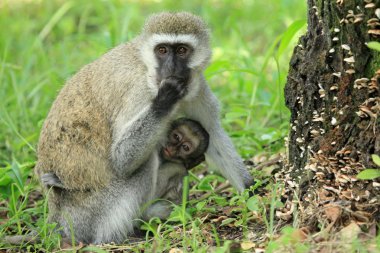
<box><xmin>141</xmin><ymin>34</ymin><xmax>211</xmax><ymax>70</ymax></box>
<box><xmin>140</xmin><ymin>33</ymin><xmax>211</xmax><ymax>100</ymax></box>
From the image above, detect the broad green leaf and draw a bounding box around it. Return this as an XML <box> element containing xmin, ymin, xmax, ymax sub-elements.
<box><xmin>196</xmin><ymin>201</ymin><xmax>207</xmax><ymax>211</ymax></box>
<box><xmin>275</xmin><ymin>200</ymin><xmax>285</xmax><ymax>208</ymax></box>
<box><xmin>10</xmin><ymin>160</ymin><xmax>24</xmax><ymax>192</ymax></box>
<box><xmin>357</xmin><ymin>169</ymin><xmax>380</xmax><ymax>180</ymax></box>
<box><xmin>261</xmin><ymin>34</ymin><xmax>283</xmax><ymax>72</ymax></box>
<box><xmin>213</xmin><ymin>196</ymin><xmax>228</xmax><ymax>206</ymax></box>
<box><xmin>0</xmin><ymin>174</ymin><xmax>12</xmax><ymax>187</ymax></box>
<box><xmin>197</xmin><ymin>178</ymin><xmax>213</xmax><ymax>191</ymax></box>
<box><xmin>276</xmin><ymin>19</ymin><xmax>306</xmax><ymax>59</ymax></box>
<box><xmin>372</xmin><ymin>154</ymin><xmax>380</xmax><ymax>166</ymax></box>
<box><xmin>221</xmin><ymin>218</ymin><xmax>235</xmax><ymax>226</ymax></box>
<box><xmin>205</xmin><ymin>60</ymin><xmax>231</xmax><ymax>76</ymax></box>
<box><xmin>367</xmin><ymin>42</ymin><xmax>380</xmax><ymax>52</ymax></box>
<box><xmin>0</xmin><ymin>166</ymin><xmax>12</xmax><ymax>186</ymax></box>
<box><xmin>247</xmin><ymin>196</ymin><xmax>260</xmax><ymax>212</ymax></box>
<box><xmin>234</xmin><ymin>219</ymin><xmax>244</xmax><ymax>226</ymax></box>
<box><xmin>225</xmin><ymin>111</ymin><xmax>248</xmax><ymax>121</ymax></box>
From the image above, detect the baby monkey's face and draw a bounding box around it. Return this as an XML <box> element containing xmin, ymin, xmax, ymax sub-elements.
<box><xmin>161</xmin><ymin>125</ymin><xmax>200</xmax><ymax>163</ymax></box>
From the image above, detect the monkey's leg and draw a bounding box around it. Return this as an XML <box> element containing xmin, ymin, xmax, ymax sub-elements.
<box><xmin>57</xmin><ymin>153</ymin><xmax>158</xmax><ymax>245</ymax></box>
<box><xmin>154</xmin><ymin>163</ymin><xmax>187</xmax><ymax>198</ymax></box>
<box><xmin>142</xmin><ymin>200</ymin><xmax>175</xmax><ymax>220</ymax></box>
<box><xmin>182</xmin><ymin>85</ymin><xmax>253</xmax><ymax>192</ymax></box>
<box><xmin>91</xmin><ymin>152</ymin><xmax>160</xmax><ymax>244</ymax></box>
<box><xmin>143</xmin><ymin>163</ymin><xmax>187</xmax><ymax>221</ymax></box>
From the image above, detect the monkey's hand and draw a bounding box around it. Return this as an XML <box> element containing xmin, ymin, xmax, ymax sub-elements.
<box><xmin>152</xmin><ymin>77</ymin><xmax>188</xmax><ymax>116</ymax></box>
<box><xmin>41</xmin><ymin>172</ymin><xmax>65</xmax><ymax>189</ymax></box>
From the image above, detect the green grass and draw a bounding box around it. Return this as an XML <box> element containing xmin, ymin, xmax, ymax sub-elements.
<box><xmin>0</xmin><ymin>0</ymin><xmax>308</xmax><ymax>251</ymax></box>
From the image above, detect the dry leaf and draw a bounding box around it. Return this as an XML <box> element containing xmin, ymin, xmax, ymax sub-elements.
<box><xmin>169</xmin><ymin>248</ymin><xmax>183</xmax><ymax>253</ymax></box>
<box><xmin>318</xmin><ymin>189</ymin><xmax>335</xmax><ymax>202</ymax></box>
<box><xmin>352</xmin><ymin>210</ymin><xmax>371</xmax><ymax>223</ymax></box>
<box><xmin>211</xmin><ymin>215</ymin><xmax>228</xmax><ymax>223</ymax></box>
<box><xmin>324</xmin><ymin>204</ymin><xmax>341</xmax><ymax>223</ymax></box>
<box><xmin>276</xmin><ymin>227</ymin><xmax>310</xmax><ymax>244</ymax></box>
<box><xmin>338</xmin><ymin>222</ymin><xmax>362</xmax><ymax>241</ymax></box>
<box><xmin>292</xmin><ymin>227</ymin><xmax>310</xmax><ymax>242</ymax></box>
<box><xmin>241</xmin><ymin>241</ymin><xmax>256</xmax><ymax>250</ymax></box>
<box><xmin>369</xmin><ymin>223</ymin><xmax>377</xmax><ymax>238</ymax></box>
<box><xmin>221</xmin><ymin>206</ymin><xmax>236</xmax><ymax>216</ymax></box>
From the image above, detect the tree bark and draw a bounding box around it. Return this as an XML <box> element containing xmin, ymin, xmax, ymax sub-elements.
<box><xmin>284</xmin><ymin>0</ymin><xmax>380</xmax><ymax>227</ymax></box>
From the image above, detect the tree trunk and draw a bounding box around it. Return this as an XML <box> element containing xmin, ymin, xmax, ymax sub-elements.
<box><xmin>284</xmin><ymin>0</ymin><xmax>380</xmax><ymax>227</ymax></box>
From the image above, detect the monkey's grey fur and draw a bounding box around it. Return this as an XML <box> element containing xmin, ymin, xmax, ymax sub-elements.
<box><xmin>35</xmin><ymin>12</ymin><xmax>253</xmax><ymax>243</ymax></box>
<box><xmin>49</xmin><ymin>154</ymin><xmax>187</xmax><ymax>244</ymax></box>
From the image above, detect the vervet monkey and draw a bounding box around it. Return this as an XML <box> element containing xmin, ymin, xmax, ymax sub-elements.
<box><xmin>38</xmin><ymin>118</ymin><xmax>209</xmax><ymax>243</ymax></box>
<box><xmin>34</xmin><ymin>12</ymin><xmax>253</xmax><ymax>243</ymax></box>
<box><xmin>144</xmin><ymin>117</ymin><xmax>210</xmax><ymax>215</ymax></box>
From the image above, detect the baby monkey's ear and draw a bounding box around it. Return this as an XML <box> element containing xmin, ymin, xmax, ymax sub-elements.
<box><xmin>184</xmin><ymin>154</ymin><xmax>206</xmax><ymax>170</ymax></box>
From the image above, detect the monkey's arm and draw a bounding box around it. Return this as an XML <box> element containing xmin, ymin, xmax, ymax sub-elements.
<box><xmin>182</xmin><ymin>84</ymin><xmax>253</xmax><ymax>193</ymax></box>
<box><xmin>111</xmin><ymin>77</ymin><xmax>187</xmax><ymax>176</ymax></box>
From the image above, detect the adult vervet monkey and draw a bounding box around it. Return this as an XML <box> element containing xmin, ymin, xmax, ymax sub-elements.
<box><xmin>34</xmin><ymin>12</ymin><xmax>253</xmax><ymax>243</ymax></box>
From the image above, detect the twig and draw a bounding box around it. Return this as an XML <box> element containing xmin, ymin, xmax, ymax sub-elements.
<box><xmin>198</xmin><ymin>182</ymin><xmax>231</xmax><ymax>201</ymax></box>
<box><xmin>253</xmin><ymin>155</ymin><xmax>282</xmax><ymax>171</ymax></box>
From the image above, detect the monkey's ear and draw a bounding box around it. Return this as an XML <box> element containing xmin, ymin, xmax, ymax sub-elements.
<box><xmin>41</xmin><ymin>172</ymin><xmax>65</xmax><ymax>189</ymax></box>
<box><xmin>184</xmin><ymin>154</ymin><xmax>206</xmax><ymax>170</ymax></box>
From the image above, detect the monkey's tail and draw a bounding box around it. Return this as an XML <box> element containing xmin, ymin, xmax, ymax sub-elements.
<box><xmin>2</xmin><ymin>231</ymin><xmax>40</xmax><ymax>246</ymax></box>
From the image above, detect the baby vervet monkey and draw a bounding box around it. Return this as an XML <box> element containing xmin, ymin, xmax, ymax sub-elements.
<box><xmin>39</xmin><ymin>118</ymin><xmax>209</xmax><ymax>243</ymax></box>
<box><xmin>148</xmin><ymin>117</ymin><xmax>210</xmax><ymax>210</ymax></box>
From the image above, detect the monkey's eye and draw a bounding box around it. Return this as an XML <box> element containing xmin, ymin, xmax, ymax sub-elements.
<box><xmin>156</xmin><ymin>46</ymin><xmax>168</xmax><ymax>55</ymax></box>
<box><xmin>182</xmin><ymin>143</ymin><xmax>191</xmax><ymax>153</ymax></box>
<box><xmin>176</xmin><ymin>46</ymin><xmax>188</xmax><ymax>56</ymax></box>
<box><xmin>172</xmin><ymin>132</ymin><xmax>182</xmax><ymax>143</ymax></box>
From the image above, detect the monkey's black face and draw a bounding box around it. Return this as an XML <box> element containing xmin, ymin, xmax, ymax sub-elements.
<box><xmin>154</xmin><ymin>43</ymin><xmax>192</xmax><ymax>86</ymax></box>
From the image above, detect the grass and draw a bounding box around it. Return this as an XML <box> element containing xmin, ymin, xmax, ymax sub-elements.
<box><xmin>0</xmin><ymin>0</ymin><xmax>309</xmax><ymax>251</ymax></box>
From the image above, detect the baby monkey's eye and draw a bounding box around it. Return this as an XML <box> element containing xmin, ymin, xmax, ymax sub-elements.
<box><xmin>182</xmin><ymin>142</ymin><xmax>192</xmax><ymax>153</ymax></box>
<box><xmin>173</xmin><ymin>133</ymin><xmax>181</xmax><ymax>142</ymax></box>
<box><xmin>182</xmin><ymin>144</ymin><xmax>190</xmax><ymax>152</ymax></box>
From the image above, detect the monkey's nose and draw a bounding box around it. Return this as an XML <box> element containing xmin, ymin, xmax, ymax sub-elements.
<box><xmin>163</xmin><ymin>147</ymin><xmax>171</xmax><ymax>157</ymax></box>
<box><xmin>166</xmin><ymin>76</ymin><xmax>186</xmax><ymax>82</ymax></box>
